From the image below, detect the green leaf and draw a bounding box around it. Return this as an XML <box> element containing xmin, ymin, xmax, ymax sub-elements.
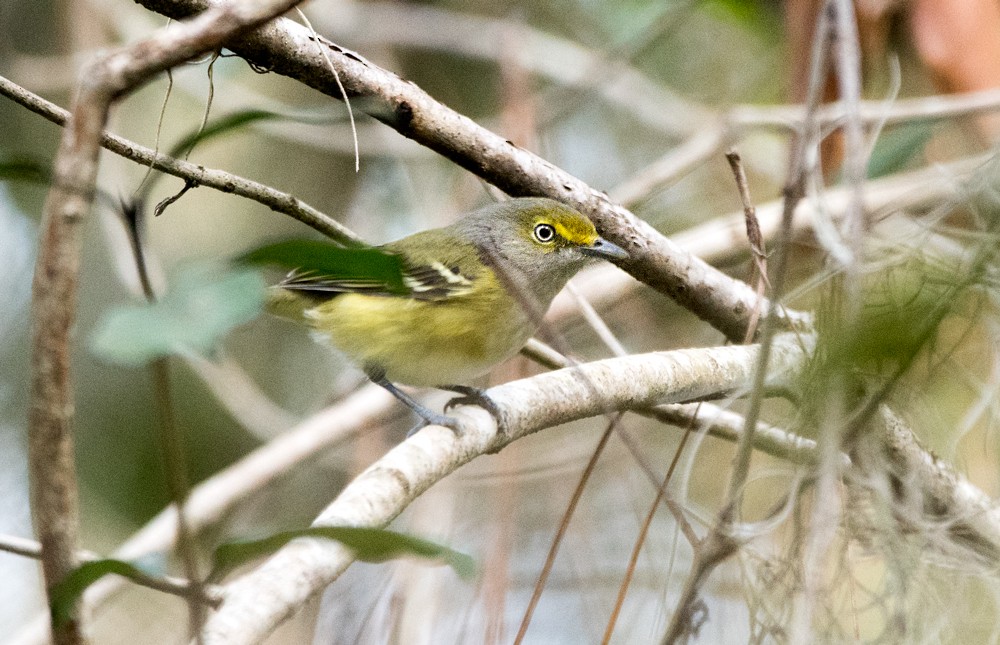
<box><xmin>212</xmin><ymin>527</ymin><xmax>475</xmax><ymax>581</ymax></box>
<box><xmin>867</xmin><ymin>123</ymin><xmax>933</xmax><ymax>179</ymax></box>
<box><xmin>90</xmin><ymin>264</ymin><xmax>265</xmax><ymax>366</ymax></box>
<box><xmin>703</xmin><ymin>0</ymin><xmax>781</xmax><ymax>36</ymax></box>
<box><xmin>50</xmin><ymin>559</ymin><xmax>163</xmax><ymax>627</ymax></box>
<box><xmin>167</xmin><ymin>109</ymin><xmax>293</xmax><ymax>159</ymax></box>
<box><xmin>239</xmin><ymin>239</ymin><xmax>408</xmax><ymax>295</ymax></box>
<box><xmin>0</xmin><ymin>156</ymin><xmax>50</xmax><ymax>183</ymax></box>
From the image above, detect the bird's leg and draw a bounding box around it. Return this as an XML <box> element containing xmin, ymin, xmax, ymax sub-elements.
<box><xmin>440</xmin><ymin>385</ymin><xmax>507</xmax><ymax>435</ymax></box>
<box><xmin>365</xmin><ymin>367</ymin><xmax>463</xmax><ymax>436</ymax></box>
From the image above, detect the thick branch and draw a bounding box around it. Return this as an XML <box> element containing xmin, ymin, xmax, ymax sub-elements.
<box><xmin>200</xmin><ymin>337</ymin><xmax>808</xmax><ymax>644</ymax></box>
<box><xmin>133</xmin><ymin>0</ymin><xmax>808</xmax><ymax>341</ymax></box>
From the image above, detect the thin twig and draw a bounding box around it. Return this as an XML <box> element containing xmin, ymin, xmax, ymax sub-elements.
<box><xmin>0</xmin><ymin>74</ymin><xmax>361</xmax><ymax>246</ymax></box>
<box><xmin>608</xmin><ymin>128</ymin><xmax>726</xmax><ymax>208</ymax></box>
<box><xmin>789</xmin><ymin>2</ymin><xmax>867</xmax><ymax>640</ymax></box>
<box><xmin>660</xmin><ymin>3</ymin><xmax>835</xmax><ymax>641</ymax></box>
<box><xmin>0</xmin><ymin>534</ymin><xmax>223</xmax><ymax>606</ymax></box>
<box><xmin>602</xmin><ymin>407</ymin><xmax>699</xmax><ymax>644</ymax></box>
<box><xmin>730</xmin><ymin>86</ymin><xmax>1000</xmax><ymax>130</ymax></box>
<box><xmin>512</xmin><ymin>415</ymin><xmax>621</xmax><ymax>645</ymax></box>
<box><xmin>122</xmin><ymin>201</ymin><xmax>205</xmax><ymax>637</ymax></box>
<box><xmin>27</xmin><ymin>2</ymin><xmax>307</xmax><ymax>641</ymax></box>
<box><xmin>725</xmin><ymin>149</ymin><xmax>769</xmax><ymax>343</ymax></box>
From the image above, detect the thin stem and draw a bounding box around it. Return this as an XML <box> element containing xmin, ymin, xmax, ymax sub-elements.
<box><xmin>0</xmin><ymin>74</ymin><xmax>361</xmax><ymax>246</ymax></box>
<box><xmin>602</xmin><ymin>408</ymin><xmax>699</xmax><ymax>644</ymax></box>
<box><xmin>0</xmin><ymin>533</ymin><xmax>223</xmax><ymax>606</ymax></box>
<box><xmin>512</xmin><ymin>414</ymin><xmax>621</xmax><ymax>645</ymax></box>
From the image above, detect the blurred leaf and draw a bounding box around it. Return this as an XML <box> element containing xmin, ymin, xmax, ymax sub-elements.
<box><xmin>867</xmin><ymin>123</ymin><xmax>933</xmax><ymax>179</ymax></box>
<box><xmin>167</xmin><ymin>109</ymin><xmax>292</xmax><ymax>159</ymax></box>
<box><xmin>704</xmin><ymin>0</ymin><xmax>781</xmax><ymax>35</ymax></box>
<box><xmin>826</xmin><ymin>253</ymin><xmax>963</xmax><ymax>370</ymax></box>
<box><xmin>90</xmin><ymin>264</ymin><xmax>265</xmax><ymax>366</ymax></box>
<box><xmin>212</xmin><ymin>526</ymin><xmax>475</xmax><ymax>580</ymax></box>
<box><xmin>0</xmin><ymin>156</ymin><xmax>50</xmax><ymax>183</ymax></box>
<box><xmin>239</xmin><ymin>239</ymin><xmax>408</xmax><ymax>295</ymax></box>
<box><xmin>51</xmin><ymin>559</ymin><xmax>164</xmax><ymax>627</ymax></box>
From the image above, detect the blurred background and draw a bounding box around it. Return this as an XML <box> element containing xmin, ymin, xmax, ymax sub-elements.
<box><xmin>4</xmin><ymin>0</ymin><xmax>1000</xmax><ymax>642</ymax></box>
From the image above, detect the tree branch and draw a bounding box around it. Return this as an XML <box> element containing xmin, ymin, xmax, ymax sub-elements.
<box><xmin>0</xmin><ymin>74</ymin><xmax>360</xmax><ymax>245</ymax></box>
<box><xmin>28</xmin><ymin>1</ymin><xmax>306</xmax><ymax>641</ymax></box>
<box><xmin>0</xmin><ymin>534</ymin><xmax>223</xmax><ymax>605</ymax></box>
<box><xmin>199</xmin><ymin>337</ymin><xmax>809</xmax><ymax>644</ymax></box>
<box><xmin>132</xmin><ymin>0</ymin><xmax>809</xmax><ymax>342</ymax></box>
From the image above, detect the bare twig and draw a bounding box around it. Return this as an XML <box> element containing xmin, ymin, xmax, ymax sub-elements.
<box><xmin>123</xmin><ymin>196</ymin><xmax>206</xmax><ymax>637</ymax></box>
<box><xmin>0</xmin><ymin>75</ymin><xmax>361</xmax><ymax>245</ymax></box>
<box><xmin>661</xmin><ymin>3</ymin><xmax>835</xmax><ymax>641</ymax></box>
<box><xmin>731</xmin><ymin>86</ymin><xmax>1000</xmax><ymax>131</ymax></box>
<box><xmin>788</xmin><ymin>2</ymin><xmax>868</xmax><ymax>640</ymax></box>
<box><xmin>602</xmin><ymin>408</ymin><xmax>698</xmax><ymax>645</ymax></box>
<box><xmin>608</xmin><ymin>128</ymin><xmax>727</xmax><ymax>208</ymax></box>
<box><xmin>28</xmin><ymin>2</ymin><xmax>306</xmax><ymax>641</ymax></box>
<box><xmin>150</xmin><ymin>357</ymin><xmax>205</xmax><ymax>638</ymax></box>
<box><xmin>0</xmin><ymin>534</ymin><xmax>223</xmax><ymax>606</ymax></box>
<box><xmin>123</xmin><ymin>196</ymin><xmax>206</xmax><ymax>638</ymax></box>
<box><xmin>724</xmin><ymin>149</ymin><xmax>769</xmax><ymax>343</ymax></box>
<box><xmin>513</xmin><ymin>415</ymin><xmax>621</xmax><ymax>645</ymax></box>
<box><xmin>182</xmin><ymin>353</ymin><xmax>298</xmax><ymax>440</ymax></box>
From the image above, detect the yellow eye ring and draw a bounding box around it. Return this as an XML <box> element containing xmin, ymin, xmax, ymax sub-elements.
<box><xmin>533</xmin><ymin>223</ymin><xmax>556</xmax><ymax>244</ymax></box>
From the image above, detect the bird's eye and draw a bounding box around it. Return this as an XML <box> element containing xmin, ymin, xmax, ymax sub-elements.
<box><xmin>533</xmin><ymin>223</ymin><xmax>556</xmax><ymax>244</ymax></box>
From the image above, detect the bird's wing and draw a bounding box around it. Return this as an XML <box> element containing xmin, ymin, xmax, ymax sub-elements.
<box><xmin>278</xmin><ymin>260</ymin><xmax>476</xmax><ymax>301</ymax></box>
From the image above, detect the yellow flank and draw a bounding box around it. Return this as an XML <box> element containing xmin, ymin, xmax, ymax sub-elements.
<box><xmin>304</xmin><ymin>268</ymin><xmax>533</xmax><ymax>386</ymax></box>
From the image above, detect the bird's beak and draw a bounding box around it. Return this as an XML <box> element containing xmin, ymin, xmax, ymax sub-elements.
<box><xmin>581</xmin><ymin>236</ymin><xmax>628</xmax><ymax>261</ymax></box>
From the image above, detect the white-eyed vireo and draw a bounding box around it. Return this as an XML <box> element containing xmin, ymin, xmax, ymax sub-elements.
<box><xmin>268</xmin><ymin>197</ymin><xmax>627</xmax><ymax>433</ymax></box>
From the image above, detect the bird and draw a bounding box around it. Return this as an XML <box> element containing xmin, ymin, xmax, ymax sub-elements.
<box><xmin>267</xmin><ymin>197</ymin><xmax>628</xmax><ymax>434</ymax></box>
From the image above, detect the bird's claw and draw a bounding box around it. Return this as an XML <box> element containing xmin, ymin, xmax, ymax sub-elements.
<box><xmin>441</xmin><ymin>385</ymin><xmax>507</xmax><ymax>435</ymax></box>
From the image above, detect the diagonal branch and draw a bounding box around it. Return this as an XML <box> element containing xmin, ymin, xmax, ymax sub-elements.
<box><xmin>0</xmin><ymin>74</ymin><xmax>360</xmax><ymax>245</ymax></box>
<box><xmin>132</xmin><ymin>0</ymin><xmax>810</xmax><ymax>342</ymax></box>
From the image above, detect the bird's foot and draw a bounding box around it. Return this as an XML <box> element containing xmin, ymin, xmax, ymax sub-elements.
<box><xmin>365</xmin><ymin>368</ymin><xmax>466</xmax><ymax>437</ymax></box>
<box><xmin>441</xmin><ymin>385</ymin><xmax>507</xmax><ymax>435</ymax></box>
<box><xmin>405</xmin><ymin>409</ymin><xmax>464</xmax><ymax>438</ymax></box>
